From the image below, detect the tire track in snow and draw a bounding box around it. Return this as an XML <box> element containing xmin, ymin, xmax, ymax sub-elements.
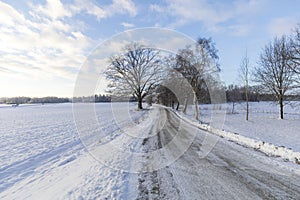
<box><xmin>136</xmin><ymin>121</ymin><xmax>161</xmax><ymax>200</ymax></box>
<box><xmin>153</xmin><ymin>107</ymin><xmax>300</xmax><ymax>199</ymax></box>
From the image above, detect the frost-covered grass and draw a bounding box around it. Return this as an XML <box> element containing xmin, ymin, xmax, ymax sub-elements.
<box><xmin>181</xmin><ymin>101</ymin><xmax>300</xmax><ymax>163</ymax></box>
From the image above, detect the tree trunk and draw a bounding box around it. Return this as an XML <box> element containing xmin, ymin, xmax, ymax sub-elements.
<box><xmin>176</xmin><ymin>102</ymin><xmax>180</xmax><ymax>110</ymax></box>
<box><xmin>183</xmin><ymin>95</ymin><xmax>188</xmax><ymax>114</ymax></box>
<box><xmin>246</xmin><ymin>100</ymin><xmax>249</xmax><ymax>120</ymax></box>
<box><xmin>193</xmin><ymin>92</ymin><xmax>199</xmax><ymax>120</ymax></box>
<box><xmin>279</xmin><ymin>96</ymin><xmax>283</xmax><ymax>119</ymax></box>
<box><xmin>138</xmin><ymin>96</ymin><xmax>143</xmax><ymax>110</ymax></box>
<box><xmin>245</xmin><ymin>87</ymin><xmax>249</xmax><ymax>121</ymax></box>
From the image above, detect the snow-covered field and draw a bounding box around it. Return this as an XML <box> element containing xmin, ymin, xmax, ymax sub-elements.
<box><xmin>1</xmin><ymin>101</ymin><xmax>300</xmax><ymax>199</ymax></box>
<box><xmin>0</xmin><ymin>103</ymin><xmax>147</xmax><ymax>199</ymax></box>
<box><xmin>183</xmin><ymin>101</ymin><xmax>300</xmax><ymax>162</ymax></box>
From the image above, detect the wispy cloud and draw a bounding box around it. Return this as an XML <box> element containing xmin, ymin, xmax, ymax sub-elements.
<box><xmin>150</xmin><ymin>0</ymin><xmax>262</xmax><ymax>34</ymax></box>
<box><xmin>268</xmin><ymin>17</ymin><xmax>298</xmax><ymax>37</ymax></box>
<box><xmin>70</xmin><ymin>0</ymin><xmax>137</xmax><ymax>20</ymax></box>
<box><xmin>35</xmin><ymin>0</ymin><xmax>72</xmax><ymax>20</ymax></box>
<box><xmin>121</xmin><ymin>22</ymin><xmax>135</xmax><ymax>29</ymax></box>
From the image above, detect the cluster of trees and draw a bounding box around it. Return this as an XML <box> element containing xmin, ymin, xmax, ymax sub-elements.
<box><xmin>226</xmin><ymin>25</ymin><xmax>300</xmax><ymax>119</ymax></box>
<box><xmin>226</xmin><ymin>84</ymin><xmax>300</xmax><ymax>103</ymax></box>
<box><xmin>0</xmin><ymin>96</ymin><xmax>70</xmax><ymax>104</ymax></box>
<box><xmin>225</xmin><ymin>84</ymin><xmax>300</xmax><ymax>114</ymax></box>
<box><xmin>2</xmin><ymin>27</ymin><xmax>299</xmax><ymax>121</ymax></box>
<box><xmin>156</xmin><ymin>85</ymin><xmax>180</xmax><ymax>109</ymax></box>
<box><xmin>95</xmin><ymin>94</ymin><xmax>111</xmax><ymax>102</ymax></box>
<box><xmin>249</xmin><ymin>25</ymin><xmax>300</xmax><ymax>119</ymax></box>
<box><xmin>1</xmin><ymin>94</ymin><xmax>114</xmax><ymax>104</ymax></box>
<box><xmin>105</xmin><ymin>38</ymin><xmax>222</xmax><ymax>120</ymax></box>
<box><xmin>71</xmin><ymin>94</ymin><xmax>112</xmax><ymax>103</ymax></box>
<box><xmin>226</xmin><ymin>85</ymin><xmax>259</xmax><ymax>103</ymax></box>
<box><xmin>105</xmin><ymin>25</ymin><xmax>300</xmax><ymax>120</ymax></box>
<box><xmin>72</xmin><ymin>96</ymin><xmax>95</xmax><ymax>103</ymax></box>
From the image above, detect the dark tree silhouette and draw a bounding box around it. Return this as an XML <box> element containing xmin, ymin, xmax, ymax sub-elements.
<box><xmin>105</xmin><ymin>43</ymin><xmax>162</xmax><ymax>109</ymax></box>
<box><xmin>254</xmin><ymin>36</ymin><xmax>298</xmax><ymax>119</ymax></box>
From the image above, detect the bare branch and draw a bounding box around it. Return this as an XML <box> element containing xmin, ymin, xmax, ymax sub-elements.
<box><xmin>105</xmin><ymin>43</ymin><xmax>163</xmax><ymax>109</ymax></box>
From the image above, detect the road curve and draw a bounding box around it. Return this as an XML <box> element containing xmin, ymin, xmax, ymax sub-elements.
<box><xmin>133</xmin><ymin>106</ymin><xmax>300</xmax><ymax>200</ymax></box>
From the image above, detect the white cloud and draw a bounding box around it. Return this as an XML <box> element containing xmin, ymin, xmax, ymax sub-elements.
<box><xmin>108</xmin><ymin>0</ymin><xmax>137</xmax><ymax>17</ymax></box>
<box><xmin>0</xmin><ymin>2</ymin><xmax>27</xmax><ymax>26</ymax></box>
<box><xmin>35</xmin><ymin>0</ymin><xmax>72</xmax><ymax>20</ymax></box>
<box><xmin>70</xmin><ymin>0</ymin><xmax>137</xmax><ymax>20</ymax></box>
<box><xmin>70</xmin><ymin>0</ymin><xmax>106</xmax><ymax>20</ymax></box>
<box><xmin>268</xmin><ymin>17</ymin><xmax>297</xmax><ymax>37</ymax></box>
<box><xmin>121</xmin><ymin>22</ymin><xmax>135</xmax><ymax>29</ymax></box>
<box><xmin>33</xmin><ymin>0</ymin><xmax>138</xmax><ymax>21</ymax></box>
<box><xmin>0</xmin><ymin>0</ymin><xmax>138</xmax><ymax>96</ymax></box>
<box><xmin>0</xmin><ymin>1</ymin><xmax>91</xmax><ymax>90</ymax></box>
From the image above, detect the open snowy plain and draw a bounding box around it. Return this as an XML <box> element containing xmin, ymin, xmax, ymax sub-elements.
<box><xmin>0</xmin><ymin>102</ymin><xmax>300</xmax><ymax>199</ymax></box>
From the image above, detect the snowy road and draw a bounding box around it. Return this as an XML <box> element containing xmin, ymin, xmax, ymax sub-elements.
<box><xmin>129</xmin><ymin>107</ymin><xmax>300</xmax><ymax>200</ymax></box>
<box><xmin>1</xmin><ymin>105</ymin><xmax>300</xmax><ymax>199</ymax></box>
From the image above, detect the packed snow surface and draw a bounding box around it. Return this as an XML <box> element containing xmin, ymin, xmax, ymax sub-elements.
<box><xmin>1</xmin><ymin>102</ymin><xmax>300</xmax><ymax>199</ymax></box>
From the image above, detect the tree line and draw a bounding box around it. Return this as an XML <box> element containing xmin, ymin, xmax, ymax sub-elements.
<box><xmin>105</xmin><ymin>37</ymin><xmax>222</xmax><ymax>121</ymax></box>
<box><xmin>3</xmin><ymin>24</ymin><xmax>299</xmax><ymax>121</ymax></box>
<box><xmin>224</xmin><ymin>84</ymin><xmax>300</xmax><ymax>103</ymax></box>
<box><xmin>0</xmin><ymin>94</ymin><xmax>112</xmax><ymax>104</ymax></box>
<box><xmin>105</xmin><ymin>24</ymin><xmax>300</xmax><ymax>119</ymax></box>
<box><xmin>72</xmin><ymin>94</ymin><xmax>112</xmax><ymax>103</ymax></box>
<box><xmin>0</xmin><ymin>96</ymin><xmax>70</xmax><ymax>104</ymax></box>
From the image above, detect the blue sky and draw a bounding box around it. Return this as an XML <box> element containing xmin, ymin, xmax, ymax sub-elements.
<box><xmin>0</xmin><ymin>0</ymin><xmax>299</xmax><ymax>97</ymax></box>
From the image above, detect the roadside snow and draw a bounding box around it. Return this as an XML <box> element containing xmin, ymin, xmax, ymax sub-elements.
<box><xmin>178</xmin><ymin>101</ymin><xmax>300</xmax><ymax>164</ymax></box>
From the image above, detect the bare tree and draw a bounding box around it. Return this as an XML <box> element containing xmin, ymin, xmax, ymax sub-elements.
<box><xmin>254</xmin><ymin>36</ymin><xmax>298</xmax><ymax>119</ymax></box>
<box><xmin>157</xmin><ymin>56</ymin><xmax>192</xmax><ymax>112</ymax></box>
<box><xmin>174</xmin><ymin>47</ymin><xmax>202</xmax><ymax>119</ymax></box>
<box><xmin>156</xmin><ymin>85</ymin><xmax>177</xmax><ymax>108</ymax></box>
<box><xmin>287</xmin><ymin>24</ymin><xmax>300</xmax><ymax>97</ymax></box>
<box><xmin>105</xmin><ymin>43</ymin><xmax>162</xmax><ymax>109</ymax></box>
<box><xmin>239</xmin><ymin>51</ymin><xmax>250</xmax><ymax>120</ymax></box>
<box><xmin>226</xmin><ymin>84</ymin><xmax>242</xmax><ymax>114</ymax></box>
<box><xmin>290</xmin><ymin>24</ymin><xmax>300</xmax><ymax>75</ymax></box>
<box><xmin>173</xmin><ymin>38</ymin><xmax>220</xmax><ymax>120</ymax></box>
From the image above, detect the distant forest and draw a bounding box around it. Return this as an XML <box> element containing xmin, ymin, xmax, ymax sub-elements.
<box><xmin>1</xmin><ymin>86</ymin><xmax>300</xmax><ymax>105</ymax></box>
<box><xmin>0</xmin><ymin>94</ymin><xmax>111</xmax><ymax>104</ymax></box>
<box><xmin>0</xmin><ymin>96</ymin><xmax>70</xmax><ymax>104</ymax></box>
<box><xmin>156</xmin><ymin>84</ymin><xmax>300</xmax><ymax>108</ymax></box>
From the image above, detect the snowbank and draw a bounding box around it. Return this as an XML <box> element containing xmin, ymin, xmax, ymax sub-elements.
<box><xmin>174</xmin><ymin>108</ymin><xmax>300</xmax><ymax>165</ymax></box>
